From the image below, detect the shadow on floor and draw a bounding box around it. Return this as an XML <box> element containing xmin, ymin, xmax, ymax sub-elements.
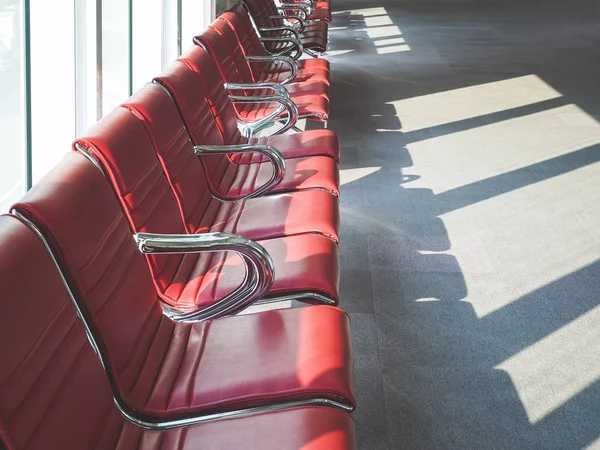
<box><xmin>319</xmin><ymin>1</ymin><xmax>600</xmax><ymax>448</ymax></box>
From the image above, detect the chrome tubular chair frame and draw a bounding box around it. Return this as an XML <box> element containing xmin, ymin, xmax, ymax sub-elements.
<box><xmin>280</xmin><ymin>3</ymin><xmax>311</xmax><ymax>18</ymax></box>
<box><xmin>269</xmin><ymin>14</ymin><xmax>306</xmax><ymax>32</ymax></box>
<box><xmin>229</xmin><ymin>94</ymin><xmax>299</xmax><ymax>136</ymax></box>
<box><xmin>258</xmin><ymin>25</ymin><xmax>302</xmax><ymax>42</ymax></box>
<box><xmin>260</xmin><ymin>36</ymin><xmax>304</xmax><ymax>59</ymax></box>
<box><xmin>194</xmin><ymin>143</ymin><xmax>286</xmax><ymax>199</ymax></box>
<box><xmin>12</xmin><ymin>211</ymin><xmax>353</xmax><ymax>434</ymax></box>
<box><xmin>135</xmin><ymin>231</ymin><xmax>275</xmax><ymax>321</ymax></box>
<box><xmin>245</xmin><ymin>55</ymin><xmax>299</xmax><ymax>85</ymax></box>
<box><xmin>278</xmin><ymin>5</ymin><xmax>308</xmax><ymax>22</ymax></box>
<box><xmin>257</xmin><ymin>291</ymin><xmax>337</xmax><ymax>306</ymax></box>
<box><xmin>224</xmin><ymin>81</ymin><xmax>290</xmax><ymax>98</ymax></box>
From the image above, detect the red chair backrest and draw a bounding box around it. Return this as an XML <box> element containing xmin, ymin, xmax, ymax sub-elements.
<box><xmin>73</xmin><ymin>107</ymin><xmax>196</xmax><ymax>307</ymax></box>
<box><xmin>122</xmin><ymin>82</ymin><xmax>222</xmax><ymax>233</ymax></box>
<box><xmin>195</xmin><ymin>21</ymin><xmax>257</xmax><ymax>86</ymax></box>
<box><xmin>243</xmin><ymin>0</ymin><xmax>281</xmax><ymax>35</ymax></box>
<box><xmin>0</xmin><ymin>214</ymin><xmax>126</xmax><ymax>450</ymax></box>
<box><xmin>220</xmin><ymin>4</ymin><xmax>266</xmax><ymax>60</ymax></box>
<box><xmin>10</xmin><ymin>153</ymin><xmax>176</xmax><ymax>424</ymax></box>
<box><xmin>167</xmin><ymin>45</ymin><xmax>244</xmax><ymax>146</ymax></box>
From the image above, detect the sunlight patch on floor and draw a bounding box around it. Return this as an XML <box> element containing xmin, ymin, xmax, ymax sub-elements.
<box><xmin>392</xmin><ymin>75</ymin><xmax>562</xmax><ymax>132</ymax></box>
<box><xmin>340</xmin><ymin>167</ymin><xmax>381</xmax><ymax>185</ymax></box>
<box><xmin>346</xmin><ymin>6</ymin><xmax>412</xmax><ymax>54</ymax></box>
<box><xmin>497</xmin><ymin>300</ymin><xmax>600</xmax><ymax>424</ymax></box>
<box><xmin>442</xmin><ymin>160</ymin><xmax>600</xmax><ymax>318</ymax></box>
<box><xmin>407</xmin><ymin>103</ymin><xmax>600</xmax><ymax>195</ymax></box>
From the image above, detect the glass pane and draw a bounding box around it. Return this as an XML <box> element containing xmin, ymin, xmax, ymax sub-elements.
<box><xmin>132</xmin><ymin>0</ymin><xmax>162</xmax><ymax>92</ymax></box>
<box><xmin>181</xmin><ymin>0</ymin><xmax>209</xmax><ymax>53</ymax></box>
<box><xmin>30</xmin><ymin>1</ymin><xmax>76</xmax><ymax>183</ymax></box>
<box><xmin>0</xmin><ymin>0</ymin><xmax>26</xmax><ymax>212</ymax></box>
<box><xmin>102</xmin><ymin>0</ymin><xmax>130</xmax><ymax>112</ymax></box>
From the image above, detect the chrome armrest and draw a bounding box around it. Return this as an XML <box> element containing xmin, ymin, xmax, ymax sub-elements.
<box><xmin>258</xmin><ymin>26</ymin><xmax>301</xmax><ymax>42</ymax></box>
<box><xmin>260</xmin><ymin>36</ymin><xmax>304</xmax><ymax>60</ymax></box>
<box><xmin>280</xmin><ymin>3</ymin><xmax>311</xmax><ymax>16</ymax></box>
<box><xmin>135</xmin><ymin>232</ymin><xmax>275</xmax><ymax>321</ymax></box>
<box><xmin>278</xmin><ymin>5</ymin><xmax>308</xmax><ymax>20</ymax></box>
<box><xmin>224</xmin><ymin>81</ymin><xmax>290</xmax><ymax>98</ymax></box>
<box><xmin>246</xmin><ymin>56</ymin><xmax>299</xmax><ymax>85</ymax></box>
<box><xmin>229</xmin><ymin>95</ymin><xmax>299</xmax><ymax>136</ymax></box>
<box><xmin>268</xmin><ymin>14</ymin><xmax>306</xmax><ymax>31</ymax></box>
<box><xmin>195</xmin><ymin>143</ymin><xmax>286</xmax><ymax>196</ymax></box>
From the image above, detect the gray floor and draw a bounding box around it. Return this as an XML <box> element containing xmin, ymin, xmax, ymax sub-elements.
<box><xmin>320</xmin><ymin>0</ymin><xmax>600</xmax><ymax>448</ymax></box>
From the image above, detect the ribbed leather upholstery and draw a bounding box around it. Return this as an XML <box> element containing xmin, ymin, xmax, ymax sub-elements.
<box><xmin>214</xmin><ymin>8</ymin><xmax>331</xmax><ymax>100</ymax></box>
<box><xmin>158</xmin><ymin>47</ymin><xmax>340</xmax><ymax>195</ymax></box>
<box><xmin>74</xmin><ymin>109</ymin><xmax>341</xmax><ymax>308</ymax></box>
<box><xmin>11</xmin><ymin>153</ymin><xmax>355</xmax><ymax>420</ymax></box>
<box><xmin>221</xmin><ymin>5</ymin><xmax>331</xmax><ymax>87</ymax></box>
<box><xmin>0</xmin><ymin>214</ymin><xmax>357</xmax><ymax>449</ymax></box>
<box><xmin>122</xmin><ymin>82</ymin><xmax>340</xmax><ymax>241</ymax></box>
<box><xmin>197</xmin><ymin>23</ymin><xmax>330</xmax><ymax>121</ymax></box>
<box><xmin>286</xmin><ymin>0</ymin><xmax>332</xmax><ymax>22</ymax></box>
<box><xmin>243</xmin><ymin>0</ymin><xmax>329</xmax><ymax>52</ymax></box>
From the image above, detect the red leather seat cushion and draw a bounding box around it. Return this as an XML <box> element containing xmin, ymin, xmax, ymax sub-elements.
<box><xmin>202</xmin><ymin>190</ymin><xmax>340</xmax><ymax>243</ymax></box>
<box><xmin>131</xmin><ymin>305</ymin><xmax>354</xmax><ymax>416</ymax></box>
<box><xmin>225</xmin><ymin>155</ymin><xmax>340</xmax><ymax>197</ymax></box>
<box><xmin>168</xmin><ymin>233</ymin><xmax>339</xmax><ymax>308</ymax></box>
<box><xmin>237</xmin><ymin>92</ymin><xmax>329</xmax><ymax>121</ymax></box>
<box><xmin>248</xmin><ymin>129</ymin><xmax>340</xmax><ymax>162</ymax></box>
<box><xmin>309</xmin><ymin>3</ymin><xmax>332</xmax><ymax>22</ymax></box>
<box><xmin>258</xmin><ymin>64</ymin><xmax>331</xmax><ymax>87</ymax></box>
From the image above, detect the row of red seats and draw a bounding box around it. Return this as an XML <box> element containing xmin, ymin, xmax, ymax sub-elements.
<box><xmin>0</xmin><ymin>3</ymin><xmax>353</xmax><ymax>450</ymax></box>
<box><xmin>242</xmin><ymin>0</ymin><xmax>331</xmax><ymax>57</ymax></box>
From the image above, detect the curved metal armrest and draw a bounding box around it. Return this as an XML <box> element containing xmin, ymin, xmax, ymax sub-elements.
<box><xmin>278</xmin><ymin>5</ymin><xmax>308</xmax><ymax>20</ymax></box>
<box><xmin>260</xmin><ymin>36</ymin><xmax>304</xmax><ymax>60</ymax></box>
<box><xmin>269</xmin><ymin>14</ymin><xmax>306</xmax><ymax>32</ymax></box>
<box><xmin>229</xmin><ymin>95</ymin><xmax>299</xmax><ymax>135</ymax></box>
<box><xmin>224</xmin><ymin>81</ymin><xmax>290</xmax><ymax>98</ymax></box>
<box><xmin>135</xmin><ymin>232</ymin><xmax>275</xmax><ymax>321</ymax></box>
<box><xmin>258</xmin><ymin>26</ymin><xmax>301</xmax><ymax>42</ymax></box>
<box><xmin>280</xmin><ymin>2</ymin><xmax>311</xmax><ymax>16</ymax></box>
<box><xmin>195</xmin><ymin>143</ymin><xmax>286</xmax><ymax>197</ymax></box>
<box><xmin>246</xmin><ymin>56</ymin><xmax>299</xmax><ymax>85</ymax></box>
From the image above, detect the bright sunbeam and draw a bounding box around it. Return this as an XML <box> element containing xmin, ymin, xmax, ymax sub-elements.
<box><xmin>497</xmin><ymin>298</ymin><xmax>600</xmax><ymax>424</ymax></box>
<box><xmin>393</xmin><ymin>75</ymin><xmax>563</xmax><ymax>133</ymax></box>
<box><xmin>408</xmin><ymin>103</ymin><xmax>600</xmax><ymax>195</ymax></box>
<box><xmin>339</xmin><ymin>167</ymin><xmax>381</xmax><ymax>185</ymax></box>
<box><xmin>348</xmin><ymin>7</ymin><xmax>412</xmax><ymax>54</ymax></box>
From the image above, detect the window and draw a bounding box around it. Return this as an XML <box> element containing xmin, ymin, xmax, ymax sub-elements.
<box><xmin>0</xmin><ymin>0</ymin><xmax>27</xmax><ymax>211</ymax></box>
<box><xmin>0</xmin><ymin>0</ymin><xmax>215</xmax><ymax>212</ymax></box>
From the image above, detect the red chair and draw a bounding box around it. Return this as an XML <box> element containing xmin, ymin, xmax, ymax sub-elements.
<box><xmin>157</xmin><ymin>46</ymin><xmax>340</xmax><ymax>197</ymax></box>
<box><xmin>167</xmin><ymin>44</ymin><xmax>337</xmax><ymax>159</ymax></box>
<box><xmin>211</xmin><ymin>9</ymin><xmax>330</xmax><ymax>99</ymax></box>
<box><xmin>0</xmin><ymin>213</ymin><xmax>357</xmax><ymax>449</ymax></box>
<box><xmin>196</xmin><ymin>20</ymin><xmax>330</xmax><ymax>122</ymax></box>
<box><xmin>281</xmin><ymin>0</ymin><xmax>332</xmax><ymax>22</ymax></box>
<box><xmin>119</xmin><ymin>82</ymin><xmax>340</xmax><ymax>242</ymax></box>
<box><xmin>220</xmin><ymin>4</ymin><xmax>331</xmax><ymax>88</ymax></box>
<box><xmin>242</xmin><ymin>0</ymin><xmax>329</xmax><ymax>56</ymax></box>
<box><xmin>11</xmin><ymin>153</ymin><xmax>356</xmax><ymax>426</ymax></box>
<box><xmin>75</xmin><ymin>104</ymin><xmax>341</xmax><ymax>317</ymax></box>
